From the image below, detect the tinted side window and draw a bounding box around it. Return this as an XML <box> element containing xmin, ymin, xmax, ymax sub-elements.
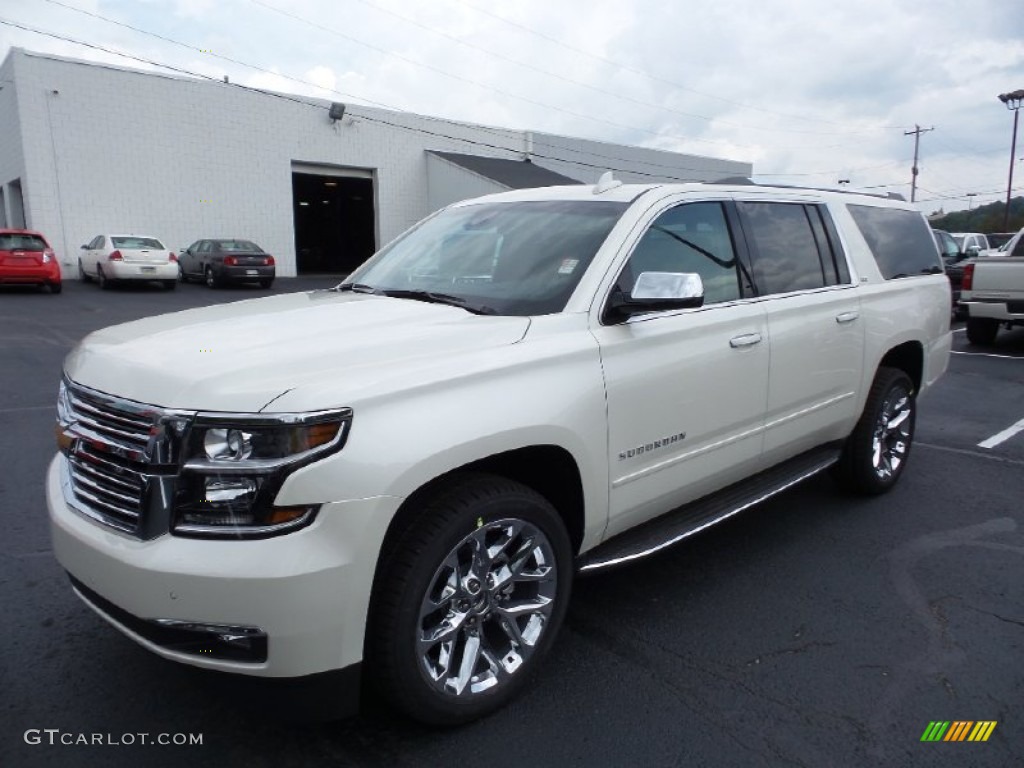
<box><xmin>739</xmin><ymin>202</ymin><xmax>825</xmax><ymax>294</ymax></box>
<box><xmin>620</xmin><ymin>202</ymin><xmax>741</xmax><ymax>305</ymax></box>
<box><xmin>847</xmin><ymin>204</ymin><xmax>941</xmax><ymax>279</ymax></box>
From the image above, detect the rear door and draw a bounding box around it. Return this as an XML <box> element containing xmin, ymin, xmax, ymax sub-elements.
<box><xmin>735</xmin><ymin>200</ymin><xmax>864</xmax><ymax>463</ymax></box>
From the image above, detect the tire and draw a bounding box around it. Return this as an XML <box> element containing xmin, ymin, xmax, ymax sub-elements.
<box><xmin>834</xmin><ymin>367</ymin><xmax>915</xmax><ymax>495</ymax></box>
<box><xmin>205</xmin><ymin>266</ymin><xmax>222</xmax><ymax>289</ymax></box>
<box><xmin>78</xmin><ymin>259</ymin><xmax>92</xmax><ymax>283</ymax></box>
<box><xmin>259</xmin><ymin>278</ymin><xmax>274</xmax><ymax>289</ymax></box>
<box><xmin>966</xmin><ymin>317</ymin><xmax>999</xmax><ymax>346</ymax></box>
<box><xmin>163</xmin><ymin>280</ymin><xmax>177</xmax><ymax>290</ymax></box>
<box><xmin>49</xmin><ymin>282</ymin><xmax>63</xmax><ymax>294</ymax></box>
<box><xmin>97</xmin><ymin>265</ymin><xmax>111</xmax><ymax>290</ymax></box>
<box><xmin>367</xmin><ymin>472</ymin><xmax>572</xmax><ymax>725</ymax></box>
<box><xmin>177</xmin><ymin>263</ymin><xmax>187</xmax><ymax>284</ymax></box>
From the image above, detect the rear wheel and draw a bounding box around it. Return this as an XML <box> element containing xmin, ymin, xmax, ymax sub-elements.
<box><xmin>834</xmin><ymin>367</ymin><xmax>915</xmax><ymax>495</ymax></box>
<box><xmin>97</xmin><ymin>265</ymin><xmax>111</xmax><ymax>290</ymax></box>
<box><xmin>368</xmin><ymin>473</ymin><xmax>572</xmax><ymax>725</ymax></box>
<box><xmin>49</xmin><ymin>282</ymin><xmax>62</xmax><ymax>294</ymax></box>
<box><xmin>966</xmin><ymin>317</ymin><xmax>999</xmax><ymax>346</ymax></box>
<box><xmin>205</xmin><ymin>266</ymin><xmax>222</xmax><ymax>289</ymax></box>
<box><xmin>259</xmin><ymin>278</ymin><xmax>274</xmax><ymax>289</ymax></box>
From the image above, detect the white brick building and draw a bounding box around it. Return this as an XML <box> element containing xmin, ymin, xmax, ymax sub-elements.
<box><xmin>0</xmin><ymin>48</ymin><xmax>752</xmax><ymax>277</ymax></box>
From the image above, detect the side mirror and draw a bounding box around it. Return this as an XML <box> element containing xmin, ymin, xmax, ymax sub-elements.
<box><xmin>965</xmin><ymin>245</ymin><xmax>981</xmax><ymax>257</ymax></box>
<box><xmin>80</xmin><ymin>244</ymin><xmax>87</xmax><ymax>250</ymax></box>
<box><xmin>604</xmin><ymin>271</ymin><xmax>704</xmax><ymax>323</ymax></box>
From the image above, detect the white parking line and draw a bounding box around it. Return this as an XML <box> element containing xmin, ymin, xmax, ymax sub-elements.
<box><xmin>978</xmin><ymin>417</ymin><xmax>1024</xmax><ymax>449</ymax></box>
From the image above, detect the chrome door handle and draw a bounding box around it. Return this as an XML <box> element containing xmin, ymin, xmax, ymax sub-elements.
<box><xmin>835</xmin><ymin>311</ymin><xmax>859</xmax><ymax>324</ymax></box>
<box><xmin>729</xmin><ymin>332</ymin><xmax>763</xmax><ymax>348</ymax></box>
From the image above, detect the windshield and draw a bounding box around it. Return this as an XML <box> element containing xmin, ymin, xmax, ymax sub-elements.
<box><xmin>216</xmin><ymin>240</ymin><xmax>263</xmax><ymax>252</ymax></box>
<box><xmin>344</xmin><ymin>200</ymin><xmax>628</xmax><ymax>316</ymax></box>
<box><xmin>112</xmin><ymin>236</ymin><xmax>164</xmax><ymax>249</ymax></box>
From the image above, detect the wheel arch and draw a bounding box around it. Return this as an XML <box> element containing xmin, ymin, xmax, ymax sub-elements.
<box><xmin>877</xmin><ymin>340</ymin><xmax>923</xmax><ymax>393</ymax></box>
<box><xmin>375</xmin><ymin>445</ymin><xmax>586</xmax><ymax>568</ymax></box>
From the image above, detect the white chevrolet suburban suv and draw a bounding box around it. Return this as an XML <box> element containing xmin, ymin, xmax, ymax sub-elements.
<box><xmin>47</xmin><ymin>178</ymin><xmax>951</xmax><ymax>724</ymax></box>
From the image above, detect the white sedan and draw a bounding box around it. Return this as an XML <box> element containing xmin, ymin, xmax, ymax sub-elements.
<box><xmin>78</xmin><ymin>234</ymin><xmax>179</xmax><ymax>290</ymax></box>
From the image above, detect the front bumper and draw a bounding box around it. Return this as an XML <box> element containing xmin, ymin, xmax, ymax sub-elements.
<box><xmin>47</xmin><ymin>454</ymin><xmax>401</xmax><ymax>678</ymax></box>
<box><xmin>107</xmin><ymin>262</ymin><xmax>178</xmax><ymax>281</ymax></box>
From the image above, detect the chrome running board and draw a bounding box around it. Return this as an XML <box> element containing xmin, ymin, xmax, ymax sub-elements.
<box><xmin>577</xmin><ymin>444</ymin><xmax>842</xmax><ymax>574</ymax></box>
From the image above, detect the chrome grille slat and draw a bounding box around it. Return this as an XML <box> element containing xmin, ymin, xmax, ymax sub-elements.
<box><xmin>71</xmin><ymin>409</ymin><xmax>150</xmax><ymax>447</ymax></box>
<box><xmin>69</xmin><ymin>394</ymin><xmax>152</xmax><ymax>435</ymax></box>
<box><xmin>68</xmin><ymin>456</ymin><xmax>143</xmax><ymax>494</ymax></box>
<box><xmin>71</xmin><ymin>485</ymin><xmax>141</xmax><ymax>521</ymax></box>
<box><xmin>74</xmin><ymin>445</ymin><xmax>146</xmax><ymax>480</ymax></box>
<box><xmin>69</xmin><ymin>475</ymin><xmax>141</xmax><ymax>512</ymax></box>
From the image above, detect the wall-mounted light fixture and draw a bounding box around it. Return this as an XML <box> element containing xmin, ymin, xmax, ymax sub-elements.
<box><xmin>329</xmin><ymin>102</ymin><xmax>346</xmax><ymax>122</ymax></box>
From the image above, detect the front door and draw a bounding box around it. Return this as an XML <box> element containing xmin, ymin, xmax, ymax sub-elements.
<box><xmin>592</xmin><ymin>200</ymin><xmax>770</xmax><ymax>538</ymax></box>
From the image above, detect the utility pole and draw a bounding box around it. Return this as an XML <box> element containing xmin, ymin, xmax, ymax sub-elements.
<box><xmin>904</xmin><ymin>124</ymin><xmax>934</xmax><ymax>203</ymax></box>
<box><xmin>998</xmin><ymin>90</ymin><xmax>1024</xmax><ymax>230</ymax></box>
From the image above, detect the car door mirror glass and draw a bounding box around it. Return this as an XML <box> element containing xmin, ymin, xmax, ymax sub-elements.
<box><xmin>632</xmin><ymin>271</ymin><xmax>704</xmax><ymax>301</ymax></box>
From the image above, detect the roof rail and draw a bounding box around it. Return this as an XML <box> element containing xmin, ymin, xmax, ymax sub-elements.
<box><xmin>707</xmin><ymin>177</ymin><xmax>906</xmax><ymax>201</ymax></box>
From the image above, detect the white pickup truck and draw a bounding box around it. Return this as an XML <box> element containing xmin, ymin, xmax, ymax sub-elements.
<box><xmin>961</xmin><ymin>226</ymin><xmax>1024</xmax><ymax>345</ymax></box>
<box><xmin>47</xmin><ymin>178</ymin><xmax>951</xmax><ymax>724</ymax></box>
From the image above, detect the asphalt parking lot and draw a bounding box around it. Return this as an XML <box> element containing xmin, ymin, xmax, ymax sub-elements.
<box><xmin>1</xmin><ymin>279</ymin><xmax>1022</xmax><ymax>767</ymax></box>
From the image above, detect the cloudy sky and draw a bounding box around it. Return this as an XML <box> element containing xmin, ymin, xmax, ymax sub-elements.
<box><xmin>2</xmin><ymin>0</ymin><xmax>1022</xmax><ymax>214</ymax></box>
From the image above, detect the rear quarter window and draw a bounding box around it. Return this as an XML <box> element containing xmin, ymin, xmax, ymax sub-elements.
<box><xmin>847</xmin><ymin>204</ymin><xmax>941</xmax><ymax>279</ymax></box>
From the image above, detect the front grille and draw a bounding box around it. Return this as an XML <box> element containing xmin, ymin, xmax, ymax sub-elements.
<box><xmin>60</xmin><ymin>380</ymin><xmax>192</xmax><ymax>538</ymax></box>
<box><xmin>67</xmin><ymin>443</ymin><xmax>147</xmax><ymax>533</ymax></box>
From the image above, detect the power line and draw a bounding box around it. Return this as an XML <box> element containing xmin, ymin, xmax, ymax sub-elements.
<box><xmin>340</xmin><ymin>0</ymin><xmax>888</xmax><ymax>138</ymax></box>
<box><xmin>0</xmin><ymin>16</ymin><xmax>734</xmax><ymax>182</ymax></box>
<box><xmin>451</xmin><ymin>0</ymin><xmax>899</xmax><ymax>132</ymax></box>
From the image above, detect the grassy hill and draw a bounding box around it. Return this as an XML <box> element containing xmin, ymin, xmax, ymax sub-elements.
<box><xmin>929</xmin><ymin>196</ymin><xmax>1024</xmax><ymax>233</ymax></box>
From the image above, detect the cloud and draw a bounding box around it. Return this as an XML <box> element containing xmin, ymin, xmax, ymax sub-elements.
<box><xmin>1</xmin><ymin>0</ymin><xmax>1021</xmax><ymax>211</ymax></box>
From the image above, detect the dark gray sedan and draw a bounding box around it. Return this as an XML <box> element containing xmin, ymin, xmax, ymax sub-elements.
<box><xmin>179</xmin><ymin>239</ymin><xmax>275</xmax><ymax>288</ymax></box>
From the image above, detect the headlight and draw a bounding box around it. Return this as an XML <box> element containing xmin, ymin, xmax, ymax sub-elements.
<box><xmin>173</xmin><ymin>408</ymin><xmax>352</xmax><ymax>539</ymax></box>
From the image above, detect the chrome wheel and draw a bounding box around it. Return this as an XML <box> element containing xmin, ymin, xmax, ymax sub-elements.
<box><xmin>870</xmin><ymin>386</ymin><xmax>912</xmax><ymax>480</ymax></box>
<box><xmin>417</xmin><ymin>517</ymin><xmax>558</xmax><ymax>698</ymax></box>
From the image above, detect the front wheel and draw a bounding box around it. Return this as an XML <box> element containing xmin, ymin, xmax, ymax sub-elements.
<box><xmin>834</xmin><ymin>367</ymin><xmax>915</xmax><ymax>495</ymax></box>
<box><xmin>368</xmin><ymin>473</ymin><xmax>572</xmax><ymax>725</ymax></box>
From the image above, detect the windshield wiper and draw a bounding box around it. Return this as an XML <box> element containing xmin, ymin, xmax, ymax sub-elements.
<box><xmin>379</xmin><ymin>289</ymin><xmax>497</xmax><ymax>315</ymax></box>
<box><xmin>337</xmin><ymin>282</ymin><xmax>383</xmax><ymax>294</ymax></box>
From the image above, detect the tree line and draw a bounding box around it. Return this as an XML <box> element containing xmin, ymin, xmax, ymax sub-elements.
<box><xmin>929</xmin><ymin>196</ymin><xmax>1024</xmax><ymax>233</ymax></box>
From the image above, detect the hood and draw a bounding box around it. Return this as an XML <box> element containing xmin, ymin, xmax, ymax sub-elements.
<box><xmin>64</xmin><ymin>290</ymin><xmax>531</xmax><ymax>412</ymax></box>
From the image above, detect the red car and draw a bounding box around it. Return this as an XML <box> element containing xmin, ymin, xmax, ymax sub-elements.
<box><xmin>0</xmin><ymin>228</ymin><xmax>62</xmax><ymax>293</ymax></box>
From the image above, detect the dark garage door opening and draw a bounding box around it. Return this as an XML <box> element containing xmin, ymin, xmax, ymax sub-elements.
<box><xmin>292</xmin><ymin>172</ymin><xmax>375</xmax><ymax>275</ymax></box>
